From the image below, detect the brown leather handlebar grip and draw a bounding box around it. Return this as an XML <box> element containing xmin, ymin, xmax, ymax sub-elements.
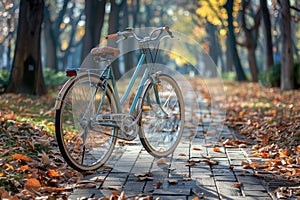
<box><xmin>163</xmin><ymin>26</ymin><xmax>170</xmax><ymax>31</ymax></box>
<box><xmin>105</xmin><ymin>33</ymin><xmax>119</xmax><ymax>40</ymax></box>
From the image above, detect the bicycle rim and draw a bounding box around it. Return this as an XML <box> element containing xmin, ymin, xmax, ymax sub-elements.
<box><xmin>139</xmin><ymin>74</ymin><xmax>184</xmax><ymax>157</ymax></box>
<box><xmin>55</xmin><ymin>74</ymin><xmax>117</xmax><ymax>171</ymax></box>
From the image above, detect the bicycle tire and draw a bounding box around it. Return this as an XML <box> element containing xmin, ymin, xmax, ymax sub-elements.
<box><xmin>55</xmin><ymin>73</ymin><xmax>117</xmax><ymax>171</ymax></box>
<box><xmin>139</xmin><ymin>74</ymin><xmax>185</xmax><ymax>157</ymax></box>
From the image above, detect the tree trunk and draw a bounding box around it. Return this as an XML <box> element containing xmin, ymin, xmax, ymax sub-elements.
<box><xmin>279</xmin><ymin>0</ymin><xmax>294</xmax><ymax>90</ymax></box>
<box><xmin>206</xmin><ymin>22</ymin><xmax>218</xmax><ymax>65</ymax></box>
<box><xmin>224</xmin><ymin>0</ymin><xmax>247</xmax><ymax>81</ymax></box>
<box><xmin>247</xmin><ymin>46</ymin><xmax>259</xmax><ymax>82</ymax></box>
<box><xmin>81</xmin><ymin>0</ymin><xmax>106</xmax><ymax>61</ymax></box>
<box><xmin>44</xmin><ymin>5</ymin><xmax>57</xmax><ymax>71</ymax></box>
<box><xmin>133</xmin><ymin>0</ymin><xmax>140</xmax><ymax>27</ymax></box>
<box><xmin>6</xmin><ymin>0</ymin><xmax>47</xmax><ymax>95</ymax></box>
<box><xmin>241</xmin><ymin>0</ymin><xmax>260</xmax><ymax>82</ymax></box>
<box><xmin>260</xmin><ymin>0</ymin><xmax>274</xmax><ymax>70</ymax></box>
<box><xmin>225</xmin><ymin>38</ymin><xmax>233</xmax><ymax>72</ymax></box>
<box><xmin>108</xmin><ymin>0</ymin><xmax>121</xmax><ymax>79</ymax></box>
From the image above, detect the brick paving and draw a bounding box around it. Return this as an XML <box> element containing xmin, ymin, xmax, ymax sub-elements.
<box><xmin>68</xmin><ymin>83</ymin><xmax>296</xmax><ymax>200</ymax></box>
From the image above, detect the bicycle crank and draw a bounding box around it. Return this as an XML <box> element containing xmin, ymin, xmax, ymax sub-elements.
<box><xmin>95</xmin><ymin>113</ymin><xmax>139</xmax><ymax>141</ymax></box>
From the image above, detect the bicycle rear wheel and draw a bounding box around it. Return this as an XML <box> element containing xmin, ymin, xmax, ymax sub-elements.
<box><xmin>139</xmin><ymin>74</ymin><xmax>184</xmax><ymax>157</ymax></box>
<box><xmin>55</xmin><ymin>73</ymin><xmax>117</xmax><ymax>171</ymax></box>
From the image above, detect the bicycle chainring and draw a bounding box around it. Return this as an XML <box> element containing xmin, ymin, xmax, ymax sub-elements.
<box><xmin>120</xmin><ymin>115</ymin><xmax>138</xmax><ymax>141</ymax></box>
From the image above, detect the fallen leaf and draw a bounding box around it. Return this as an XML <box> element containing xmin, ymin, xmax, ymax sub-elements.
<box><xmin>18</xmin><ymin>165</ymin><xmax>29</xmax><ymax>171</ymax></box>
<box><xmin>0</xmin><ymin>172</ymin><xmax>5</xmax><ymax>177</ymax></box>
<box><xmin>222</xmin><ymin>139</ymin><xmax>236</xmax><ymax>147</ymax></box>
<box><xmin>0</xmin><ymin>187</ymin><xmax>9</xmax><ymax>198</ymax></box>
<box><xmin>137</xmin><ymin>176</ymin><xmax>153</xmax><ymax>181</ymax></box>
<box><xmin>241</xmin><ymin>161</ymin><xmax>251</xmax><ymax>169</ymax></box>
<box><xmin>232</xmin><ymin>182</ymin><xmax>243</xmax><ymax>188</ymax></box>
<box><xmin>168</xmin><ymin>179</ymin><xmax>178</xmax><ymax>184</ymax></box>
<box><xmin>249</xmin><ymin>152</ymin><xmax>260</xmax><ymax>157</ymax></box>
<box><xmin>3</xmin><ymin>163</ymin><xmax>14</xmax><ymax>170</ymax></box>
<box><xmin>213</xmin><ymin>147</ymin><xmax>222</xmax><ymax>153</ymax></box>
<box><xmin>201</xmin><ymin>154</ymin><xmax>214</xmax><ymax>159</ymax></box>
<box><xmin>155</xmin><ymin>181</ymin><xmax>162</xmax><ymax>189</ymax></box>
<box><xmin>27</xmin><ymin>139</ymin><xmax>35</xmax><ymax>151</ymax></box>
<box><xmin>24</xmin><ymin>178</ymin><xmax>41</xmax><ymax>192</ymax></box>
<box><xmin>192</xmin><ymin>147</ymin><xmax>201</xmax><ymax>151</ymax></box>
<box><xmin>47</xmin><ymin>170</ymin><xmax>61</xmax><ymax>177</ymax></box>
<box><xmin>12</xmin><ymin>153</ymin><xmax>30</xmax><ymax>162</ymax></box>
<box><xmin>186</xmin><ymin>161</ymin><xmax>196</xmax><ymax>167</ymax></box>
<box><xmin>250</xmin><ymin>162</ymin><xmax>259</xmax><ymax>168</ymax></box>
<box><xmin>203</xmin><ymin>159</ymin><xmax>218</xmax><ymax>165</ymax></box>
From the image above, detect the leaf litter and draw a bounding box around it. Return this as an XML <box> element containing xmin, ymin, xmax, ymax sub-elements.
<box><xmin>220</xmin><ymin>81</ymin><xmax>300</xmax><ymax>198</ymax></box>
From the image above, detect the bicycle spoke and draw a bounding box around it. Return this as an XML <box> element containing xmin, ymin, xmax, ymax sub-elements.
<box><xmin>140</xmin><ymin>74</ymin><xmax>184</xmax><ymax>157</ymax></box>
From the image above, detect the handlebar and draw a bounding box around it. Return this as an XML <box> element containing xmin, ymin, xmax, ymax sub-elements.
<box><xmin>105</xmin><ymin>26</ymin><xmax>173</xmax><ymax>43</ymax></box>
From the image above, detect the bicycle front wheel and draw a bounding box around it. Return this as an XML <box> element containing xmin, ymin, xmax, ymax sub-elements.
<box><xmin>55</xmin><ymin>74</ymin><xmax>117</xmax><ymax>171</ymax></box>
<box><xmin>139</xmin><ymin>74</ymin><xmax>185</xmax><ymax>157</ymax></box>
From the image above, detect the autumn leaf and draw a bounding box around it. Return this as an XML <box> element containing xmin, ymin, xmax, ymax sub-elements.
<box><xmin>241</xmin><ymin>161</ymin><xmax>251</xmax><ymax>169</ymax></box>
<box><xmin>12</xmin><ymin>153</ymin><xmax>30</xmax><ymax>162</ymax></box>
<box><xmin>18</xmin><ymin>165</ymin><xmax>29</xmax><ymax>171</ymax></box>
<box><xmin>0</xmin><ymin>171</ymin><xmax>5</xmax><ymax>177</ymax></box>
<box><xmin>213</xmin><ymin>147</ymin><xmax>222</xmax><ymax>153</ymax></box>
<box><xmin>203</xmin><ymin>159</ymin><xmax>218</xmax><ymax>165</ymax></box>
<box><xmin>168</xmin><ymin>179</ymin><xmax>178</xmax><ymax>184</ymax></box>
<box><xmin>47</xmin><ymin>170</ymin><xmax>61</xmax><ymax>177</ymax></box>
<box><xmin>192</xmin><ymin>147</ymin><xmax>201</xmax><ymax>150</ymax></box>
<box><xmin>27</xmin><ymin>139</ymin><xmax>34</xmax><ymax>151</ymax></box>
<box><xmin>249</xmin><ymin>152</ymin><xmax>260</xmax><ymax>157</ymax></box>
<box><xmin>250</xmin><ymin>162</ymin><xmax>259</xmax><ymax>168</ymax></box>
<box><xmin>24</xmin><ymin>178</ymin><xmax>41</xmax><ymax>192</ymax></box>
<box><xmin>232</xmin><ymin>182</ymin><xmax>243</xmax><ymax>188</ymax></box>
<box><xmin>155</xmin><ymin>181</ymin><xmax>162</xmax><ymax>189</ymax></box>
<box><xmin>222</xmin><ymin>139</ymin><xmax>235</xmax><ymax>146</ymax></box>
<box><xmin>3</xmin><ymin>163</ymin><xmax>14</xmax><ymax>170</ymax></box>
<box><xmin>279</xmin><ymin>149</ymin><xmax>289</xmax><ymax>157</ymax></box>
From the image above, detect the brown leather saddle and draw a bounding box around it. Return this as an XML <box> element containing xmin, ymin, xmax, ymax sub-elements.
<box><xmin>90</xmin><ymin>47</ymin><xmax>120</xmax><ymax>59</ymax></box>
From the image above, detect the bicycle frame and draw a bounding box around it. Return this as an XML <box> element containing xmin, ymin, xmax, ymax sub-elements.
<box><xmin>99</xmin><ymin>49</ymin><xmax>159</xmax><ymax>117</ymax></box>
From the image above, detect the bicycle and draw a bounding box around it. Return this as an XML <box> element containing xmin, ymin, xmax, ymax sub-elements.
<box><xmin>54</xmin><ymin>26</ymin><xmax>185</xmax><ymax>171</ymax></box>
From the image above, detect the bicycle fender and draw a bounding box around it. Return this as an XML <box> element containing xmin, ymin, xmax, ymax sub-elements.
<box><xmin>54</xmin><ymin>72</ymin><xmax>110</xmax><ymax>110</ymax></box>
<box><xmin>54</xmin><ymin>76</ymin><xmax>77</xmax><ymax>110</ymax></box>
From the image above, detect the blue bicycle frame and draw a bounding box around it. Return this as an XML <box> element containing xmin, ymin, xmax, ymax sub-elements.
<box><xmin>99</xmin><ymin>52</ymin><xmax>151</xmax><ymax>116</ymax></box>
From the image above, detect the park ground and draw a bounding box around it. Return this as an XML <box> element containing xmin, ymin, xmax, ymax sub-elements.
<box><xmin>0</xmin><ymin>79</ymin><xmax>299</xmax><ymax>199</ymax></box>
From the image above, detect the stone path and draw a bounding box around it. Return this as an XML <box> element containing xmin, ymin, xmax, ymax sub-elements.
<box><xmin>68</xmin><ymin>80</ymin><xmax>296</xmax><ymax>200</ymax></box>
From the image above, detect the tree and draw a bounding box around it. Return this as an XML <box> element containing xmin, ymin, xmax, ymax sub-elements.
<box><xmin>6</xmin><ymin>0</ymin><xmax>47</xmax><ymax>95</ymax></box>
<box><xmin>81</xmin><ymin>0</ymin><xmax>106</xmax><ymax>61</ymax></box>
<box><xmin>0</xmin><ymin>1</ymin><xmax>19</xmax><ymax>69</ymax></box>
<box><xmin>260</xmin><ymin>0</ymin><xmax>274</xmax><ymax>70</ymax></box>
<box><xmin>108</xmin><ymin>0</ymin><xmax>121</xmax><ymax>79</ymax></box>
<box><xmin>279</xmin><ymin>0</ymin><xmax>294</xmax><ymax>90</ymax></box>
<box><xmin>224</xmin><ymin>0</ymin><xmax>247</xmax><ymax>81</ymax></box>
<box><xmin>240</xmin><ymin>0</ymin><xmax>261</xmax><ymax>82</ymax></box>
<box><xmin>43</xmin><ymin>0</ymin><xmax>70</xmax><ymax>71</ymax></box>
<box><xmin>44</xmin><ymin>0</ymin><xmax>84</xmax><ymax>71</ymax></box>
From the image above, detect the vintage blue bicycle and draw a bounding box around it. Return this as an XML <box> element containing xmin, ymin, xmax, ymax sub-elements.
<box><xmin>55</xmin><ymin>27</ymin><xmax>185</xmax><ymax>171</ymax></box>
